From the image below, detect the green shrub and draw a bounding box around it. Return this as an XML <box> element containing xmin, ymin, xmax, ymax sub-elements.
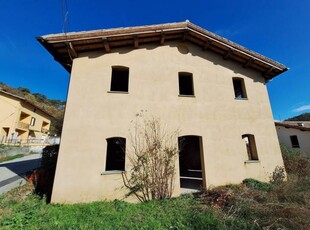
<box><xmin>243</xmin><ymin>178</ymin><xmax>272</xmax><ymax>191</ymax></box>
<box><xmin>281</xmin><ymin>144</ymin><xmax>310</xmax><ymax>182</ymax></box>
<box><xmin>0</xmin><ymin>154</ymin><xmax>24</xmax><ymax>163</ymax></box>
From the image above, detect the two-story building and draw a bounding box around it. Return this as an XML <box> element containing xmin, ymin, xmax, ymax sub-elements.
<box><xmin>38</xmin><ymin>21</ymin><xmax>287</xmax><ymax>203</ymax></box>
<box><xmin>275</xmin><ymin>121</ymin><xmax>310</xmax><ymax>156</ymax></box>
<box><xmin>0</xmin><ymin>90</ymin><xmax>52</xmax><ymax>145</ymax></box>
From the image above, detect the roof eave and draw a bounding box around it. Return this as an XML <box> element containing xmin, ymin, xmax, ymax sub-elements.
<box><xmin>37</xmin><ymin>21</ymin><xmax>288</xmax><ymax>79</ymax></box>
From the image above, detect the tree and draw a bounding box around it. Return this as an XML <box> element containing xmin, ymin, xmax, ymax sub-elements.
<box><xmin>49</xmin><ymin>113</ymin><xmax>64</xmax><ymax>136</ymax></box>
<box><xmin>17</xmin><ymin>87</ymin><xmax>31</xmax><ymax>94</ymax></box>
<box><xmin>286</xmin><ymin>113</ymin><xmax>310</xmax><ymax>121</ymax></box>
<box><xmin>33</xmin><ymin>93</ymin><xmax>47</xmax><ymax>103</ymax></box>
<box><xmin>122</xmin><ymin>112</ymin><xmax>179</xmax><ymax>202</ymax></box>
<box><xmin>49</xmin><ymin>99</ymin><xmax>65</xmax><ymax>109</ymax></box>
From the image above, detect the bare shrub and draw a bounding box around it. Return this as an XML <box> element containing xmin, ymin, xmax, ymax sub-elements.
<box><xmin>122</xmin><ymin>113</ymin><xmax>179</xmax><ymax>202</ymax></box>
<box><xmin>270</xmin><ymin>166</ymin><xmax>286</xmax><ymax>185</ymax></box>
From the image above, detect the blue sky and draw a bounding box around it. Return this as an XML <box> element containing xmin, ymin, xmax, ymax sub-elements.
<box><xmin>0</xmin><ymin>0</ymin><xmax>309</xmax><ymax>120</ymax></box>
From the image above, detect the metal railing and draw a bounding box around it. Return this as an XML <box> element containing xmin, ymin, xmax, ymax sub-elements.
<box><xmin>0</xmin><ymin>136</ymin><xmax>60</xmax><ymax>146</ymax></box>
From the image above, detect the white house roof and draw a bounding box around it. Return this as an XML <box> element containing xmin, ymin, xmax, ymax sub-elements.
<box><xmin>275</xmin><ymin>122</ymin><xmax>310</xmax><ymax>131</ymax></box>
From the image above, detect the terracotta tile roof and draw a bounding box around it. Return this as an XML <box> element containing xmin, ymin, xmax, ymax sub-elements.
<box><xmin>37</xmin><ymin>21</ymin><xmax>287</xmax><ymax>79</ymax></box>
<box><xmin>275</xmin><ymin>122</ymin><xmax>310</xmax><ymax>131</ymax></box>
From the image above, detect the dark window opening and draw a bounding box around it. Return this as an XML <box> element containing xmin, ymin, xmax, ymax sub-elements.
<box><xmin>110</xmin><ymin>67</ymin><xmax>129</xmax><ymax>92</ymax></box>
<box><xmin>233</xmin><ymin>78</ymin><xmax>247</xmax><ymax>99</ymax></box>
<box><xmin>105</xmin><ymin>137</ymin><xmax>126</xmax><ymax>171</ymax></box>
<box><xmin>290</xmin><ymin>135</ymin><xmax>300</xmax><ymax>148</ymax></box>
<box><xmin>178</xmin><ymin>72</ymin><xmax>194</xmax><ymax>96</ymax></box>
<box><xmin>242</xmin><ymin>134</ymin><xmax>258</xmax><ymax>160</ymax></box>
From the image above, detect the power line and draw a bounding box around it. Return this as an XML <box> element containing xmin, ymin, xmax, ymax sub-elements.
<box><xmin>61</xmin><ymin>0</ymin><xmax>73</xmax><ymax>61</ymax></box>
<box><xmin>61</xmin><ymin>0</ymin><xmax>69</xmax><ymax>34</ymax></box>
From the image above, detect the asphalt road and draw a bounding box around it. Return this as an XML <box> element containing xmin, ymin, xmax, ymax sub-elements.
<box><xmin>0</xmin><ymin>154</ymin><xmax>42</xmax><ymax>195</ymax></box>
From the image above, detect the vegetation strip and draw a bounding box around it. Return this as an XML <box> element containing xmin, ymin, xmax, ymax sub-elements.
<box><xmin>0</xmin><ymin>144</ymin><xmax>309</xmax><ymax>229</ymax></box>
<box><xmin>0</xmin><ymin>154</ymin><xmax>25</xmax><ymax>163</ymax></box>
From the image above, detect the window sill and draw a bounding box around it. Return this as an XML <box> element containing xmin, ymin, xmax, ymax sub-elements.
<box><xmin>101</xmin><ymin>170</ymin><xmax>126</xmax><ymax>175</ymax></box>
<box><xmin>178</xmin><ymin>95</ymin><xmax>195</xmax><ymax>98</ymax></box>
<box><xmin>107</xmin><ymin>91</ymin><xmax>129</xmax><ymax>94</ymax></box>
<box><xmin>234</xmin><ymin>97</ymin><xmax>248</xmax><ymax>100</ymax></box>
<box><xmin>244</xmin><ymin>160</ymin><xmax>260</xmax><ymax>164</ymax></box>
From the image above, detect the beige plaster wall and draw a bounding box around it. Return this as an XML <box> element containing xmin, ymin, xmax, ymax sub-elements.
<box><xmin>0</xmin><ymin>93</ymin><xmax>51</xmax><ymax>141</ymax></box>
<box><xmin>20</xmin><ymin>102</ymin><xmax>51</xmax><ymax>139</ymax></box>
<box><xmin>276</xmin><ymin>126</ymin><xmax>310</xmax><ymax>155</ymax></box>
<box><xmin>0</xmin><ymin>94</ymin><xmax>20</xmax><ymax>138</ymax></box>
<box><xmin>52</xmin><ymin>42</ymin><xmax>284</xmax><ymax>203</ymax></box>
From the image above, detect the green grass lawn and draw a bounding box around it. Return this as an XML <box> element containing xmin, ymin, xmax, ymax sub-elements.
<box><xmin>0</xmin><ymin>184</ymin><xmax>243</xmax><ymax>230</ymax></box>
<box><xmin>0</xmin><ymin>145</ymin><xmax>309</xmax><ymax>229</ymax></box>
<box><xmin>0</xmin><ymin>154</ymin><xmax>24</xmax><ymax>163</ymax></box>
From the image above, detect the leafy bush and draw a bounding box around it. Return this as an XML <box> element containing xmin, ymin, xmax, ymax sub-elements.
<box><xmin>269</xmin><ymin>166</ymin><xmax>286</xmax><ymax>185</ymax></box>
<box><xmin>281</xmin><ymin>144</ymin><xmax>310</xmax><ymax>182</ymax></box>
<box><xmin>269</xmin><ymin>144</ymin><xmax>310</xmax><ymax>205</ymax></box>
<box><xmin>243</xmin><ymin>178</ymin><xmax>272</xmax><ymax>191</ymax></box>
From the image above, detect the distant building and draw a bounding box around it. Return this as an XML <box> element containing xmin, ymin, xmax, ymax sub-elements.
<box><xmin>275</xmin><ymin>121</ymin><xmax>310</xmax><ymax>155</ymax></box>
<box><xmin>0</xmin><ymin>90</ymin><xmax>52</xmax><ymax>145</ymax></box>
<box><xmin>38</xmin><ymin>21</ymin><xmax>287</xmax><ymax>203</ymax></box>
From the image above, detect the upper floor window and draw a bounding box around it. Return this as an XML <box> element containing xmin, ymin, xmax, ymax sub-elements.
<box><xmin>105</xmin><ymin>137</ymin><xmax>126</xmax><ymax>171</ymax></box>
<box><xmin>178</xmin><ymin>72</ymin><xmax>194</xmax><ymax>96</ymax></box>
<box><xmin>30</xmin><ymin>117</ymin><xmax>36</xmax><ymax>126</ymax></box>
<box><xmin>110</xmin><ymin>66</ymin><xmax>129</xmax><ymax>92</ymax></box>
<box><xmin>290</xmin><ymin>135</ymin><xmax>300</xmax><ymax>148</ymax></box>
<box><xmin>242</xmin><ymin>134</ymin><xmax>258</xmax><ymax>161</ymax></box>
<box><xmin>233</xmin><ymin>78</ymin><xmax>247</xmax><ymax>99</ymax></box>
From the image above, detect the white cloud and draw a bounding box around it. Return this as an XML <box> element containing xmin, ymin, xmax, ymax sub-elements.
<box><xmin>292</xmin><ymin>105</ymin><xmax>310</xmax><ymax>113</ymax></box>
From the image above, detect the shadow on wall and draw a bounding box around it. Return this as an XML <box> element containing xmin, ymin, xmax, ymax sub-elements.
<box><xmin>29</xmin><ymin>145</ymin><xmax>59</xmax><ymax>203</ymax></box>
<box><xmin>85</xmin><ymin>42</ymin><xmax>265</xmax><ymax>85</ymax></box>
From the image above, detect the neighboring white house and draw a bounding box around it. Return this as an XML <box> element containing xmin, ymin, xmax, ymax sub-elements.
<box><xmin>275</xmin><ymin>121</ymin><xmax>310</xmax><ymax>155</ymax></box>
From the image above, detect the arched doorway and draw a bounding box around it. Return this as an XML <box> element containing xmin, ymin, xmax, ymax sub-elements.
<box><xmin>178</xmin><ymin>135</ymin><xmax>205</xmax><ymax>190</ymax></box>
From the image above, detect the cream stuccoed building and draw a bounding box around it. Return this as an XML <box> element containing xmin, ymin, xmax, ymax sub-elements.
<box><xmin>38</xmin><ymin>21</ymin><xmax>288</xmax><ymax>203</ymax></box>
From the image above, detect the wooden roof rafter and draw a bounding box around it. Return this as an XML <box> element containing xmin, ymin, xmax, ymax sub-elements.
<box><xmin>160</xmin><ymin>31</ymin><xmax>165</xmax><ymax>45</ymax></box>
<box><xmin>224</xmin><ymin>49</ymin><xmax>233</xmax><ymax>60</ymax></box>
<box><xmin>134</xmin><ymin>35</ymin><xmax>139</xmax><ymax>49</ymax></box>
<box><xmin>202</xmin><ymin>39</ymin><xmax>211</xmax><ymax>50</ymax></box>
<box><xmin>37</xmin><ymin>21</ymin><xmax>288</xmax><ymax>79</ymax></box>
<box><xmin>243</xmin><ymin>58</ymin><xmax>254</xmax><ymax>68</ymax></box>
<box><xmin>102</xmin><ymin>37</ymin><xmax>110</xmax><ymax>53</ymax></box>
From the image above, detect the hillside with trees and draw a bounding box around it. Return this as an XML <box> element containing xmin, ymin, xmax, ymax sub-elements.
<box><xmin>286</xmin><ymin>113</ymin><xmax>310</xmax><ymax>121</ymax></box>
<box><xmin>0</xmin><ymin>82</ymin><xmax>65</xmax><ymax>135</ymax></box>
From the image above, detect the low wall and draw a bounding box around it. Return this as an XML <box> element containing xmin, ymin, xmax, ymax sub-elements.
<box><xmin>0</xmin><ymin>146</ymin><xmax>44</xmax><ymax>157</ymax></box>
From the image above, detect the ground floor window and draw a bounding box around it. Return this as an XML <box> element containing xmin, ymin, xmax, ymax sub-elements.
<box><xmin>105</xmin><ymin>137</ymin><xmax>126</xmax><ymax>171</ymax></box>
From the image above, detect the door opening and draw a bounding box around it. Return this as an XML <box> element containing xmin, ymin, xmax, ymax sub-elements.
<box><xmin>178</xmin><ymin>135</ymin><xmax>204</xmax><ymax>190</ymax></box>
